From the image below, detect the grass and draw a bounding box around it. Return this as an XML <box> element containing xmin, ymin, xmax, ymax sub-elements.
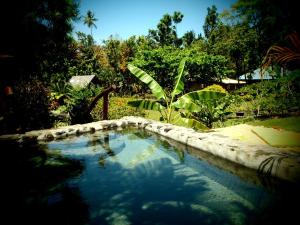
<box><xmin>94</xmin><ymin>96</ymin><xmax>300</xmax><ymax>134</ymax></box>
<box><xmin>247</xmin><ymin>116</ymin><xmax>300</xmax><ymax>133</ymax></box>
<box><xmin>251</xmin><ymin>126</ymin><xmax>300</xmax><ymax>147</ymax></box>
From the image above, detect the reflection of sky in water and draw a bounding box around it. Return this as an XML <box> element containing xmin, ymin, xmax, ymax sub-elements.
<box><xmin>47</xmin><ymin>130</ymin><xmax>295</xmax><ymax>225</ymax></box>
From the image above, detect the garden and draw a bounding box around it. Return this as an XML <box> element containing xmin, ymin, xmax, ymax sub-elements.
<box><xmin>1</xmin><ymin>1</ymin><xmax>300</xmax><ymax>224</ymax></box>
<box><xmin>1</xmin><ymin>0</ymin><xmax>299</xmax><ymax>139</ymax></box>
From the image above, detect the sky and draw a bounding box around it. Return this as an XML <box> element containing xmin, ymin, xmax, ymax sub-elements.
<box><xmin>74</xmin><ymin>0</ymin><xmax>237</xmax><ymax>43</ymax></box>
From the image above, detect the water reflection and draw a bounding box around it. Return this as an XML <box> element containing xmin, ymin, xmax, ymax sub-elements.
<box><xmin>1</xmin><ymin>139</ymin><xmax>89</xmax><ymax>225</ymax></box>
<box><xmin>3</xmin><ymin>128</ymin><xmax>299</xmax><ymax>225</ymax></box>
<box><xmin>46</xmin><ymin>129</ymin><xmax>300</xmax><ymax>225</ymax></box>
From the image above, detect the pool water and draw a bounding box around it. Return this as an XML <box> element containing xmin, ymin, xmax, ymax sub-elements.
<box><xmin>5</xmin><ymin>129</ymin><xmax>299</xmax><ymax>225</ymax></box>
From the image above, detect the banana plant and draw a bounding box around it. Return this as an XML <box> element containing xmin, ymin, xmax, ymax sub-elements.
<box><xmin>127</xmin><ymin>59</ymin><xmax>227</xmax><ymax>129</ymax></box>
<box><xmin>172</xmin><ymin>90</ymin><xmax>227</xmax><ymax>128</ymax></box>
<box><xmin>127</xmin><ymin>58</ymin><xmax>187</xmax><ymax>123</ymax></box>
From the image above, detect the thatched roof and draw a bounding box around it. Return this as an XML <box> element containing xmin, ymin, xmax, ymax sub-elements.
<box><xmin>69</xmin><ymin>75</ymin><xmax>99</xmax><ymax>88</ymax></box>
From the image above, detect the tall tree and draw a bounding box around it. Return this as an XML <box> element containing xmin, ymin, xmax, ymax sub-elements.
<box><xmin>84</xmin><ymin>10</ymin><xmax>98</xmax><ymax>36</ymax></box>
<box><xmin>148</xmin><ymin>11</ymin><xmax>184</xmax><ymax>47</ymax></box>
<box><xmin>232</xmin><ymin>0</ymin><xmax>299</xmax><ymax>62</ymax></box>
<box><xmin>203</xmin><ymin>5</ymin><xmax>219</xmax><ymax>40</ymax></box>
<box><xmin>0</xmin><ymin>0</ymin><xmax>79</xmax><ymax>82</ymax></box>
<box><xmin>182</xmin><ymin>31</ymin><xmax>196</xmax><ymax>47</ymax></box>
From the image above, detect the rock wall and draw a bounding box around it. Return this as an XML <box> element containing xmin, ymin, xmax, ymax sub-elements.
<box><xmin>1</xmin><ymin>116</ymin><xmax>299</xmax><ymax>183</ymax></box>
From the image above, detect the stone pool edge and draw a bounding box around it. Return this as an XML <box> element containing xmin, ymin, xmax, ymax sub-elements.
<box><xmin>1</xmin><ymin>116</ymin><xmax>299</xmax><ymax>183</ymax></box>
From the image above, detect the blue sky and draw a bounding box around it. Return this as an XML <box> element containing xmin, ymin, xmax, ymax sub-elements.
<box><xmin>74</xmin><ymin>0</ymin><xmax>237</xmax><ymax>43</ymax></box>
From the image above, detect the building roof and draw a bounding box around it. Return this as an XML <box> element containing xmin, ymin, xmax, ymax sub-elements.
<box><xmin>239</xmin><ymin>68</ymin><xmax>275</xmax><ymax>80</ymax></box>
<box><xmin>69</xmin><ymin>75</ymin><xmax>98</xmax><ymax>88</ymax></box>
<box><xmin>221</xmin><ymin>78</ymin><xmax>246</xmax><ymax>84</ymax></box>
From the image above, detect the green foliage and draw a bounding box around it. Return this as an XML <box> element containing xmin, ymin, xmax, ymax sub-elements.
<box><xmin>148</xmin><ymin>11</ymin><xmax>184</xmax><ymax>47</ymax></box>
<box><xmin>203</xmin><ymin>5</ymin><xmax>219</xmax><ymax>40</ymax></box>
<box><xmin>66</xmin><ymin>85</ymin><xmax>102</xmax><ymax>124</ymax></box>
<box><xmin>232</xmin><ymin>0</ymin><xmax>298</xmax><ymax>56</ymax></box>
<box><xmin>127</xmin><ymin>59</ymin><xmax>228</xmax><ymax>129</ymax></box>
<box><xmin>131</xmin><ymin>46</ymin><xmax>229</xmax><ymax>92</ymax></box>
<box><xmin>230</xmin><ymin>71</ymin><xmax>300</xmax><ymax>117</ymax></box>
<box><xmin>83</xmin><ymin>10</ymin><xmax>97</xmax><ymax>35</ymax></box>
<box><xmin>2</xmin><ymin>79</ymin><xmax>53</xmax><ymax>133</ymax></box>
<box><xmin>128</xmin><ymin>58</ymin><xmax>187</xmax><ymax>123</ymax></box>
<box><xmin>127</xmin><ymin>64</ymin><xmax>166</xmax><ymax>100</ymax></box>
<box><xmin>173</xmin><ymin>89</ymin><xmax>231</xmax><ymax>128</ymax></box>
<box><xmin>91</xmin><ymin>97</ymin><xmax>145</xmax><ymax>120</ymax></box>
<box><xmin>202</xmin><ymin>84</ymin><xmax>228</xmax><ymax>93</ymax></box>
<box><xmin>0</xmin><ymin>0</ymin><xmax>79</xmax><ymax>82</ymax></box>
<box><xmin>182</xmin><ymin>31</ymin><xmax>197</xmax><ymax>47</ymax></box>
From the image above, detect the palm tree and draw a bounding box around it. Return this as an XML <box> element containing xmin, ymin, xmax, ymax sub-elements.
<box><xmin>262</xmin><ymin>32</ymin><xmax>300</xmax><ymax>69</ymax></box>
<box><xmin>83</xmin><ymin>10</ymin><xmax>97</xmax><ymax>36</ymax></box>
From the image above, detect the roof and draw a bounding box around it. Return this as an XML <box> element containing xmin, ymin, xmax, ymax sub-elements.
<box><xmin>69</xmin><ymin>75</ymin><xmax>98</xmax><ymax>88</ymax></box>
<box><xmin>239</xmin><ymin>68</ymin><xmax>275</xmax><ymax>80</ymax></box>
<box><xmin>221</xmin><ymin>78</ymin><xmax>246</xmax><ymax>84</ymax></box>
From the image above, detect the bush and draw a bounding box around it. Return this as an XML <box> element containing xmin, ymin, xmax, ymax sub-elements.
<box><xmin>230</xmin><ymin>71</ymin><xmax>300</xmax><ymax>117</ymax></box>
<box><xmin>91</xmin><ymin>97</ymin><xmax>145</xmax><ymax>120</ymax></box>
<box><xmin>5</xmin><ymin>79</ymin><xmax>52</xmax><ymax>132</ymax></box>
<box><xmin>202</xmin><ymin>84</ymin><xmax>228</xmax><ymax>93</ymax></box>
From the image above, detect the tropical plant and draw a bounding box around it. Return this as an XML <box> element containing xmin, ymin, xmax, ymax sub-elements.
<box><xmin>172</xmin><ymin>90</ymin><xmax>229</xmax><ymax>128</ymax></box>
<box><xmin>84</xmin><ymin>10</ymin><xmax>97</xmax><ymax>36</ymax></box>
<box><xmin>127</xmin><ymin>59</ymin><xmax>187</xmax><ymax>123</ymax></box>
<box><xmin>127</xmin><ymin>59</ymin><xmax>226</xmax><ymax>129</ymax></box>
<box><xmin>262</xmin><ymin>32</ymin><xmax>300</xmax><ymax>70</ymax></box>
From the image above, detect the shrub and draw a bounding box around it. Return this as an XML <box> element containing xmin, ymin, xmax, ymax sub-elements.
<box><xmin>8</xmin><ymin>79</ymin><xmax>52</xmax><ymax>132</ymax></box>
<box><xmin>202</xmin><ymin>84</ymin><xmax>228</xmax><ymax>93</ymax></box>
<box><xmin>229</xmin><ymin>71</ymin><xmax>300</xmax><ymax>117</ymax></box>
<box><xmin>91</xmin><ymin>97</ymin><xmax>145</xmax><ymax>120</ymax></box>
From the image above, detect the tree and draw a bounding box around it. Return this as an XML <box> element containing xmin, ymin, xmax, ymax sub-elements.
<box><xmin>148</xmin><ymin>11</ymin><xmax>184</xmax><ymax>47</ymax></box>
<box><xmin>84</xmin><ymin>10</ymin><xmax>97</xmax><ymax>36</ymax></box>
<box><xmin>232</xmin><ymin>0</ymin><xmax>299</xmax><ymax>63</ymax></box>
<box><xmin>104</xmin><ymin>36</ymin><xmax>122</xmax><ymax>73</ymax></box>
<box><xmin>182</xmin><ymin>31</ymin><xmax>196</xmax><ymax>47</ymax></box>
<box><xmin>203</xmin><ymin>5</ymin><xmax>219</xmax><ymax>40</ymax></box>
<box><xmin>263</xmin><ymin>32</ymin><xmax>300</xmax><ymax>70</ymax></box>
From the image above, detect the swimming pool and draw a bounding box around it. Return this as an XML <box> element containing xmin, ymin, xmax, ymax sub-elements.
<box><xmin>43</xmin><ymin>129</ymin><xmax>298</xmax><ymax>225</ymax></box>
<box><xmin>3</xmin><ymin>128</ymin><xmax>299</xmax><ymax>225</ymax></box>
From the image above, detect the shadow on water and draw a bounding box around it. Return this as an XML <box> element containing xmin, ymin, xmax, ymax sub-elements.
<box><xmin>82</xmin><ymin>158</ymin><xmax>219</xmax><ymax>225</ymax></box>
<box><xmin>156</xmin><ymin>132</ymin><xmax>300</xmax><ymax>225</ymax></box>
<box><xmin>1</xmin><ymin>138</ymin><xmax>89</xmax><ymax>225</ymax></box>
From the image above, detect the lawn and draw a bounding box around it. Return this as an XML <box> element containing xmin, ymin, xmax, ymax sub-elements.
<box><xmin>247</xmin><ymin>116</ymin><xmax>300</xmax><ymax>133</ymax></box>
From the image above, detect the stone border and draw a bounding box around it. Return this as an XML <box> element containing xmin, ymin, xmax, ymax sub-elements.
<box><xmin>1</xmin><ymin>116</ymin><xmax>300</xmax><ymax>182</ymax></box>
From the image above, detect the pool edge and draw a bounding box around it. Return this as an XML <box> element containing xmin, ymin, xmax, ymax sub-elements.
<box><xmin>1</xmin><ymin>116</ymin><xmax>299</xmax><ymax>183</ymax></box>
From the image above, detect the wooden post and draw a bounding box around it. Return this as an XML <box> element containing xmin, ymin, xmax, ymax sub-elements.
<box><xmin>103</xmin><ymin>93</ymin><xmax>109</xmax><ymax>120</ymax></box>
<box><xmin>87</xmin><ymin>85</ymin><xmax>116</xmax><ymax>120</ymax></box>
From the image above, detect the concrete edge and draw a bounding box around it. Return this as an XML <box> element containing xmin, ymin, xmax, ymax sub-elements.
<box><xmin>1</xmin><ymin>116</ymin><xmax>299</xmax><ymax>183</ymax></box>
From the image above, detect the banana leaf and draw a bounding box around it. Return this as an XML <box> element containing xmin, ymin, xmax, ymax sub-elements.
<box><xmin>178</xmin><ymin>90</ymin><xmax>226</xmax><ymax>102</ymax></box>
<box><xmin>174</xmin><ymin>116</ymin><xmax>208</xmax><ymax>130</ymax></box>
<box><xmin>128</xmin><ymin>64</ymin><xmax>166</xmax><ymax>100</ymax></box>
<box><xmin>171</xmin><ymin>98</ymin><xmax>202</xmax><ymax>112</ymax></box>
<box><xmin>171</xmin><ymin>58</ymin><xmax>186</xmax><ymax>98</ymax></box>
<box><xmin>127</xmin><ymin>99</ymin><xmax>165</xmax><ymax>111</ymax></box>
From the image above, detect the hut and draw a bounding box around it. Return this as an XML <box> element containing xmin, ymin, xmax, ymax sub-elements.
<box><xmin>69</xmin><ymin>75</ymin><xmax>100</xmax><ymax>89</ymax></box>
<box><xmin>239</xmin><ymin>68</ymin><xmax>275</xmax><ymax>83</ymax></box>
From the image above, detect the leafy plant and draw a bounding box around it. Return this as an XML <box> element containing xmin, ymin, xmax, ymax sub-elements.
<box><xmin>91</xmin><ymin>97</ymin><xmax>145</xmax><ymax>120</ymax></box>
<box><xmin>2</xmin><ymin>79</ymin><xmax>53</xmax><ymax>133</ymax></box>
<box><xmin>172</xmin><ymin>90</ymin><xmax>230</xmax><ymax>128</ymax></box>
<box><xmin>127</xmin><ymin>59</ymin><xmax>226</xmax><ymax>129</ymax></box>
<box><xmin>263</xmin><ymin>32</ymin><xmax>300</xmax><ymax>69</ymax></box>
<box><xmin>127</xmin><ymin>58</ymin><xmax>186</xmax><ymax>123</ymax></box>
